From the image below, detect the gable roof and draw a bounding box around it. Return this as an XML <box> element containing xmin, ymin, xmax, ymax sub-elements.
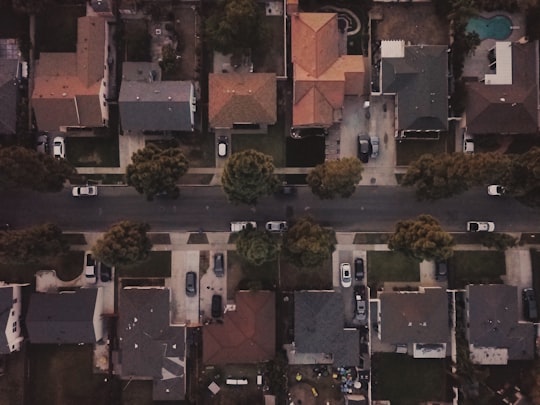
<box><xmin>294</xmin><ymin>291</ymin><xmax>359</xmax><ymax>367</ymax></box>
<box><xmin>379</xmin><ymin>287</ymin><xmax>449</xmax><ymax>344</ymax></box>
<box><xmin>466</xmin><ymin>284</ymin><xmax>534</xmax><ymax>361</ymax></box>
<box><xmin>465</xmin><ymin>42</ymin><xmax>538</xmax><ymax>135</ymax></box>
<box><xmin>209</xmin><ymin>73</ymin><xmax>277</xmax><ymax>128</ymax></box>
<box><xmin>119</xmin><ymin>81</ymin><xmax>193</xmax><ymax>132</ymax></box>
<box><xmin>26</xmin><ymin>288</ymin><xmax>101</xmax><ymax>344</ymax></box>
<box><xmin>119</xmin><ymin>288</ymin><xmax>185</xmax><ymax>401</ymax></box>
<box><xmin>0</xmin><ymin>59</ymin><xmax>18</xmax><ymax>135</ymax></box>
<box><xmin>203</xmin><ymin>290</ymin><xmax>275</xmax><ymax>365</ymax></box>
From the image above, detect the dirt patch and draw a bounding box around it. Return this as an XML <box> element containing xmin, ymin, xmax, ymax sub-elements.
<box><xmin>280</xmin><ymin>259</ymin><xmax>333</xmax><ymax>290</ymax></box>
<box><xmin>288</xmin><ymin>365</ymin><xmax>344</xmax><ymax>405</ymax></box>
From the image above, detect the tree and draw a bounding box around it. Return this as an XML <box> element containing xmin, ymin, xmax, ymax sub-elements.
<box><xmin>126</xmin><ymin>144</ymin><xmax>189</xmax><ymax>201</ymax></box>
<box><xmin>0</xmin><ymin>146</ymin><xmax>75</xmax><ymax>192</ymax></box>
<box><xmin>282</xmin><ymin>216</ymin><xmax>337</xmax><ymax>268</ymax></box>
<box><xmin>388</xmin><ymin>214</ymin><xmax>454</xmax><ymax>261</ymax></box>
<box><xmin>221</xmin><ymin>149</ymin><xmax>279</xmax><ymax>205</ymax></box>
<box><xmin>480</xmin><ymin>233</ymin><xmax>518</xmax><ymax>251</ymax></box>
<box><xmin>93</xmin><ymin>221</ymin><xmax>152</xmax><ymax>267</ymax></box>
<box><xmin>235</xmin><ymin>228</ymin><xmax>279</xmax><ymax>266</ymax></box>
<box><xmin>159</xmin><ymin>44</ymin><xmax>180</xmax><ymax>76</ymax></box>
<box><xmin>0</xmin><ymin>223</ymin><xmax>68</xmax><ymax>263</ymax></box>
<box><xmin>307</xmin><ymin>158</ymin><xmax>363</xmax><ymax>199</ymax></box>
<box><xmin>504</xmin><ymin>147</ymin><xmax>540</xmax><ymax>206</ymax></box>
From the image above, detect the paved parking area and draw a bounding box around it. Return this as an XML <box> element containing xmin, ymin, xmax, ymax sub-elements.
<box><xmin>168</xmin><ymin>250</ymin><xmax>200</xmax><ymax>325</ymax></box>
<box><xmin>200</xmin><ymin>250</ymin><xmax>227</xmax><ymax>321</ymax></box>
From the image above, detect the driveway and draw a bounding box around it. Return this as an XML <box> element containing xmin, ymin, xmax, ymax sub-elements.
<box><xmin>503</xmin><ymin>247</ymin><xmax>533</xmax><ymax>321</ymax></box>
<box><xmin>168</xmin><ymin>250</ymin><xmax>200</xmax><ymax>325</ymax></box>
<box><xmin>200</xmin><ymin>249</ymin><xmax>227</xmax><ymax>321</ymax></box>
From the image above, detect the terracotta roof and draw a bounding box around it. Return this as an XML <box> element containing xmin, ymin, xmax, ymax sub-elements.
<box><xmin>77</xmin><ymin>16</ymin><xmax>106</xmax><ymax>87</ymax></box>
<box><xmin>465</xmin><ymin>42</ymin><xmax>538</xmax><ymax>135</ymax></box>
<box><xmin>203</xmin><ymin>291</ymin><xmax>275</xmax><ymax>365</ymax></box>
<box><xmin>209</xmin><ymin>73</ymin><xmax>276</xmax><ymax>128</ymax></box>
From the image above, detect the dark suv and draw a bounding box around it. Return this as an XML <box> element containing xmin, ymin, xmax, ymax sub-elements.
<box><xmin>435</xmin><ymin>261</ymin><xmax>448</xmax><ymax>281</ymax></box>
<box><xmin>522</xmin><ymin>288</ymin><xmax>538</xmax><ymax>321</ymax></box>
<box><xmin>185</xmin><ymin>272</ymin><xmax>197</xmax><ymax>297</ymax></box>
<box><xmin>211</xmin><ymin>295</ymin><xmax>222</xmax><ymax>318</ymax></box>
<box><xmin>354</xmin><ymin>258</ymin><xmax>364</xmax><ymax>280</ymax></box>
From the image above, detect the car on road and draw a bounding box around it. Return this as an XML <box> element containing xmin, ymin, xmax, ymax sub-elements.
<box><xmin>467</xmin><ymin>221</ymin><xmax>495</xmax><ymax>232</ymax></box>
<box><xmin>340</xmin><ymin>263</ymin><xmax>352</xmax><ymax>288</ymax></box>
<box><xmin>354</xmin><ymin>258</ymin><xmax>364</xmax><ymax>280</ymax></box>
<box><xmin>72</xmin><ymin>185</ymin><xmax>98</xmax><ymax>197</ymax></box>
<box><xmin>230</xmin><ymin>221</ymin><xmax>257</xmax><ymax>232</ymax></box>
<box><xmin>435</xmin><ymin>260</ymin><xmax>448</xmax><ymax>281</ymax></box>
<box><xmin>53</xmin><ymin>136</ymin><xmax>65</xmax><ymax>159</ymax></box>
<box><xmin>100</xmin><ymin>263</ymin><xmax>112</xmax><ymax>282</ymax></box>
<box><xmin>84</xmin><ymin>252</ymin><xmax>97</xmax><ymax>284</ymax></box>
<box><xmin>185</xmin><ymin>271</ymin><xmax>197</xmax><ymax>297</ymax></box>
<box><xmin>354</xmin><ymin>286</ymin><xmax>367</xmax><ymax>322</ymax></box>
<box><xmin>487</xmin><ymin>185</ymin><xmax>506</xmax><ymax>196</ymax></box>
<box><xmin>370</xmin><ymin>135</ymin><xmax>380</xmax><ymax>158</ymax></box>
<box><xmin>214</xmin><ymin>253</ymin><xmax>224</xmax><ymax>277</ymax></box>
<box><xmin>357</xmin><ymin>134</ymin><xmax>372</xmax><ymax>163</ymax></box>
<box><xmin>265</xmin><ymin>221</ymin><xmax>288</xmax><ymax>232</ymax></box>
<box><xmin>522</xmin><ymin>288</ymin><xmax>538</xmax><ymax>321</ymax></box>
<box><xmin>36</xmin><ymin>133</ymin><xmax>48</xmax><ymax>154</ymax></box>
<box><xmin>217</xmin><ymin>136</ymin><xmax>228</xmax><ymax>157</ymax></box>
<box><xmin>211</xmin><ymin>294</ymin><xmax>222</xmax><ymax>318</ymax></box>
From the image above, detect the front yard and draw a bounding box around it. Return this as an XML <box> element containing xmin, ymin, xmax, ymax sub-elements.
<box><xmin>117</xmin><ymin>251</ymin><xmax>171</xmax><ymax>278</ymax></box>
<box><xmin>449</xmin><ymin>250</ymin><xmax>506</xmax><ymax>289</ymax></box>
<box><xmin>66</xmin><ymin>136</ymin><xmax>120</xmax><ymax>168</ymax></box>
<box><xmin>367</xmin><ymin>251</ymin><xmax>420</xmax><ymax>295</ymax></box>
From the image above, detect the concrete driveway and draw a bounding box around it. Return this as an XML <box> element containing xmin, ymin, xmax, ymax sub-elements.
<box><xmin>169</xmin><ymin>250</ymin><xmax>200</xmax><ymax>325</ymax></box>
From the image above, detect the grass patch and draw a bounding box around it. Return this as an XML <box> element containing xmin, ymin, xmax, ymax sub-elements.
<box><xmin>148</xmin><ymin>233</ymin><xmax>171</xmax><ymax>245</ymax></box>
<box><xmin>227</xmin><ymin>251</ymin><xmax>278</xmax><ymax>292</ymax></box>
<box><xmin>371</xmin><ymin>353</ymin><xmax>450</xmax><ymax>405</ymax></box>
<box><xmin>66</xmin><ymin>136</ymin><xmax>120</xmax><ymax>167</ymax></box>
<box><xmin>188</xmin><ymin>233</ymin><xmax>209</xmax><ymax>244</ymax></box>
<box><xmin>117</xmin><ymin>251</ymin><xmax>171</xmax><ymax>278</ymax></box>
<box><xmin>232</xmin><ymin>127</ymin><xmax>286</xmax><ymax>167</ymax></box>
<box><xmin>353</xmin><ymin>233</ymin><xmax>391</xmax><ymax>244</ymax></box>
<box><xmin>36</xmin><ymin>4</ymin><xmax>85</xmax><ymax>54</ymax></box>
<box><xmin>395</xmin><ymin>133</ymin><xmax>450</xmax><ymax>166</ymax></box>
<box><xmin>280</xmin><ymin>258</ymin><xmax>332</xmax><ymax>290</ymax></box>
<box><xmin>367</xmin><ymin>251</ymin><xmax>420</xmax><ymax>293</ymax></box>
<box><xmin>449</xmin><ymin>250</ymin><xmax>506</xmax><ymax>288</ymax></box>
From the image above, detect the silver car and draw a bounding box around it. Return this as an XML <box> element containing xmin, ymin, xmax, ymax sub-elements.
<box><xmin>370</xmin><ymin>135</ymin><xmax>379</xmax><ymax>158</ymax></box>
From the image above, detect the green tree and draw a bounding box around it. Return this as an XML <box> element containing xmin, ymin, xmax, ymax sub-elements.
<box><xmin>0</xmin><ymin>146</ymin><xmax>75</xmax><ymax>192</ymax></box>
<box><xmin>0</xmin><ymin>223</ymin><xmax>68</xmax><ymax>264</ymax></box>
<box><xmin>221</xmin><ymin>149</ymin><xmax>279</xmax><ymax>205</ymax></box>
<box><xmin>480</xmin><ymin>233</ymin><xmax>518</xmax><ymax>251</ymax></box>
<box><xmin>504</xmin><ymin>147</ymin><xmax>540</xmax><ymax>206</ymax></box>
<box><xmin>126</xmin><ymin>144</ymin><xmax>189</xmax><ymax>201</ymax></box>
<box><xmin>282</xmin><ymin>216</ymin><xmax>337</xmax><ymax>268</ymax></box>
<box><xmin>307</xmin><ymin>158</ymin><xmax>363</xmax><ymax>199</ymax></box>
<box><xmin>93</xmin><ymin>221</ymin><xmax>152</xmax><ymax>267</ymax></box>
<box><xmin>235</xmin><ymin>228</ymin><xmax>279</xmax><ymax>266</ymax></box>
<box><xmin>159</xmin><ymin>44</ymin><xmax>180</xmax><ymax>76</ymax></box>
<box><xmin>388</xmin><ymin>214</ymin><xmax>454</xmax><ymax>261</ymax></box>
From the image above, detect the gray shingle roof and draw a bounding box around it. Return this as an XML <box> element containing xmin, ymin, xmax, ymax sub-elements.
<box><xmin>122</xmin><ymin>62</ymin><xmax>162</xmax><ymax>82</ymax></box>
<box><xmin>294</xmin><ymin>291</ymin><xmax>359</xmax><ymax>367</ymax></box>
<box><xmin>0</xmin><ymin>59</ymin><xmax>18</xmax><ymax>135</ymax></box>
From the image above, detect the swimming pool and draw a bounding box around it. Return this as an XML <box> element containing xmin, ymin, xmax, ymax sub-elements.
<box><xmin>466</xmin><ymin>15</ymin><xmax>513</xmax><ymax>40</ymax></box>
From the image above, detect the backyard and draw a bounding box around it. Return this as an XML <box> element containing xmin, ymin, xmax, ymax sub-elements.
<box><xmin>449</xmin><ymin>250</ymin><xmax>506</xmax><ymax>289</ymax></box>
<box><xmin>367</xmin><ymin>251</ymin><xmax>420</xmax><ymax>295</ymax></box>
<box><xmin>36</xmin><ymin>4</ymin><xmax>85</xmax><ymax>54</ymax></box>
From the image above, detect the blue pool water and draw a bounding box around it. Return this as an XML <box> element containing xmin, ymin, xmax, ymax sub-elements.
<box><xmin>466</xmin><ymin>15</ymin><xmax>513</xmax><ymax>40</ymax></box>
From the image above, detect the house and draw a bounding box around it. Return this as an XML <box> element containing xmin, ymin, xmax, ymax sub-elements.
<box><xmin>466</xmin><ymin>284</ymin><xmax>534</xmax><ymax>365</ymax></box>
<box><xmin>287</xmin><ymin>291</ymin><xmax>359</xmax><ymax>367</ymax></box>
<box><xmin>119</xmin><ymin>62</ymin><xmax>195</xmax><ymax>133</ymax></box>
<box><xmin>26</xmin><ymin>288</ymin><xmax>104</xmax><ymax>344</ymax></box>
<box><xmin>376</xmin><ymin>287</ymin><xmax>449</xmax><ymax>358</ymax></box>
<box><xmin>380</xmin><ymin>41</ymin><xmax>449</xmax><ymax>139</ymax></box>
<box><xmin>289</xmin><ymin>12</ymin><xmax>366</xmax><ymax>130</ymax></box>
<box><xmin>203</xmin><ymin>290</ymin><xmax>275</xmax><ymax>365</ymax></box>
<box><xmin>465</xmin><ymin>41</ymin><xmax>539</xmax><ymax>135</ymax></box>
<box><xmin>32</xmin><ymin>16</ymin><xmax>108</xmax><ymax>132</ymax></box>
<box><xmin>208</xmin><ymin>73</ymin><xmax>276</xmax><ymax>132</ymax></box>
<box><xmin>0</xmin><ymin>59</ymin><xmax>19</xmax><ymax>136</ymax></box>
<box><xmin>0</xmin><ymin>282</ymin><xmax>27</xmax><ymax>354</ymax></box>
<box><xmin>118</xmin><ymin>287</ymin><xmax>185</xmax><ymax>401</ymax></box>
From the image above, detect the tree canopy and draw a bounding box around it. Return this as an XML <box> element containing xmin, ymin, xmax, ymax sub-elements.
<box><xmin>235</xmin><ymin>228</ymin><xmax>279</xmax><ymax>266</ymax></box>
<box><xmin>93</xmin><ymin>221</ymin><xmax>152</xmax><ymax>267</ymax></box>
<box><xmin>0</xmin><ymin>146</ymin><xmax>75</xmax><ymax>192</ymax></box>
<box><xmin>282</xmin><ymin>216</ymin><xmax>337</xmax><ymax>268</ymax></box>
<box><xmin>307</xmin><ymin>158</ymin><xmax>363</xmax><ymax>199</ymax></box>
<box><xmin>126</xmin><ymin>144</ymin><xmax>189</xmax><ymax>201</ymax></box>
<box><xmin>388</xmin><ymin>214</ymin><xmax>454</xmax><ymax>261</ymax></box>
<box><xmin>503</xmin><ymin>147</ymin><xmax>540</xmax><ymax>206</ymax></box>
<box><xmin>221</xmin><ymin>149</ymin><xmax>279</xmax><ymax>205</ymax></box>
<box><xmin>0</xmin><ymin>223</ymin><xmax>68</xmax><ymax>264</ymax></box>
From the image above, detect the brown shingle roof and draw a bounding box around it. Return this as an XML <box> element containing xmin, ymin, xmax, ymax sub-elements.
<box><xmin>203</xmin><ymin>291</ymin><xmax>275</xmax><ymax>365</ymax></box>
<box><xmin>209</xmin><ymin>73</ymin><xmax>276</xmax><ymax>128</ymax></box>
<box><xmin>77</xmin><ymin>16</ymin><xmax>106</xmax><ymax>87</ymax></box>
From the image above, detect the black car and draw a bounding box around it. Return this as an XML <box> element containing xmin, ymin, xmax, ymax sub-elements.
<box><xmin>214</xmin><ymin>253</ymin><xmax>224</xmax><ymax>277</ymax></box>
<box><xmin>100</xmin><ymin>263</ymin><xmax>112</xmax><ymax>282</ymax></box>
<box><xmin>435</xmin><ymin>260</ymin><xmax>448</xmax><ymax>281</ymax></box>
<box><xmin>290</xmin><ymin>127</ymin><xmax>328</xmax><ymax>139</ymax></box>
<box><xmin>185</xmin><ymin>271</ymin><xmax>197</xmax><ymax>297</ymax></box>
<box><xmin>211</xmin><ymin>294</ymin><xmax>222</xmax><ymax>318</ymax></box>
<box><xmin>354</xmin><ymin>258</ymin><xmax>364</xmax><ymax>280</ymax></box>
<box><xmin>522</xmin><ymin>288</ymin><xmax>538</xmax><ymax>321</ymax></box>
<box><xmin>357</xmin><ymin>134</ymin><xmax>372</xmax><ymax>163</ymax></box>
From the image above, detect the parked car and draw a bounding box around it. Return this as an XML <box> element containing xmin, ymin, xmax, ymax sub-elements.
<box><xmin>211</xmin><ymin>294</ymin><xmax>222</xmax><ymax>318</ymax></box>
<box><xmin>463</xmin><ymin>134</ymin><xmax>474</xmax><ymax>153</ymax></box>
<box><xmin>487</xmin><ymin>185</ymin><xmax>506</xmax><ymax>196</ymax></box>
<box><xmin>214</xmin><ymin>253</ymin><xmax>224</xmax><ymax>277</ymax></box>
<box><xmin>230</xmin><ymin>221</ymin><xmax>257</xmax><ymax>232</ymax></box>
<box><xmin>522</xmin><ymin>288</ymin><xmax>538</xmax><ymax>321</ymax></box>
<box><xmin>265</xmin><ymin>221</ymin><xmax>288</xmax><ymax>232</ymax></box>
<box><xmin>53</xmin><ymin>136</ymin><xmax>65</xmax><ymax>159</ymax></box>
<box><xmin>354</xmin><ymin>286</ymin><xmax>367</xmax><ymax>322</ymax></box>
<box><xmin>467</xmin><ymin>221</ymin><xmax>495</xmax><ymax>232</ymax></box>
<box><xmin>217</xmin><ymin>136</ymin><xmax>228</xmax><ymax>157</ymax></box>
<box><xmin>290</xmin><ymin>127</ymin><xmax>328</xmax><ymax>139</ymax></box>
<box><xmin>36</xmin><ymin>133</ymin><xmax>48</xmax><ymax>154</ymax></box>
<box><xmin>185</xmin><ymin>271</ymin><xmax>197</xmax><ymax>297</ymax></box>
<box><xmin>357</xmin><ymin>134</ymin><xmax>372</xmax><ymax>163</ymax></box>
<box><xmin>72</xmin><ymin>185</ymin><xmax>98</xmax><ymax>197</ymax></box>
<box><xmin>340</xmin><ymin>263</ymin><xmax>352</xmax><ymax>288</ymax></box>
<box><xmin>84</xmin><ymin>252</ymin><xmax>97</xmax><ymax>284</ymax></box>
<box><xmin>370</xmin><ymin>135</ymin><xmax>380</xmax><ymax>158</ymax></box>
<box><xmin>354</xmin><ymin>258</ymin><xmax>364</xmax><ymax>280</ymax></box>
<box><xmin>100</xmin><ymin>263</ymin><xmax>112</xmax><ymax>282</ymax></box>
<box><xmin>435</xmin><ymin>260</ymin><xmax>448</xmax><ymax>281</ymax></box>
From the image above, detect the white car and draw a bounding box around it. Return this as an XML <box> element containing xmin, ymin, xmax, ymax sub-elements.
<box><xmin>467</xmin><ymin>221</ymin><xmax>495</xmax><ymax>232</ymax></box>
<box><xmin>340</xmin><ymin>263</ymin><xmax>352</xmax><ymax>288</ymax></box>
<box><xmin>370</xmin><ymin>135</ymin><xmax>380</xmax><ymax>158</ymax></box>
<box><xmin>463</xmin><ymin>134</ymin><xmax>474</xmax><ymax>153</ymax></box>
<box><xmin>265</xmin><ymin>221</ymin><xmax>288</xmax><ymax>232</ymax></box>
<box><xmin>230</xmin><ymin>221</ymin><xmax>257</xmax><ymax>232</ymax></box>
<box><xmin>72</xmin><ymin>186</ymin><xmax>98</xmax><ymax>197</ymax></box>
<box><xmin>84</xmin><ymin>252</ymin><xmax>97</xmax><ymax>284</ymax></box>
<box><xmin>487</xmin><ymin>185</ymin><xmax>506</xmax><ymax>196</ymax></box>
<box><xmin>53</xmin><ymin>136</ymin><xmax>65</xmax><ymax>159</ymax></box>
<box><xmin>217</xmin><ymin>136</ymin><xmax>228</xmax><ymax>157</ymax></box>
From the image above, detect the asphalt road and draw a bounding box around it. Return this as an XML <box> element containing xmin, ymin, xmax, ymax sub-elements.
<box><xmin>1</xmin><ymin>186</ymin><xmax>538</xmax><ymax>233</ymax></box>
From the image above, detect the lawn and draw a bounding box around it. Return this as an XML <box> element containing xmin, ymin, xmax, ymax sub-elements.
<box><xmin>227</xmin><ymin>251</ymin><xmax>278</xmax><ymax>295</ymax></box>
<box><xmin>36</xmin><ymin>4</ymin><xmax>86</xmax><ymax>54</ymax></box>
<box><xmin>371</xmin><ymin>353</ymin><xmax>450</xmax><ymax>405</ymax></box>
<box><xmin>449</xmin><ymin>250</ymin><xmax>506</xmax><ymax>288</ymax></box>
<box><xmin>280</xmin><ymin>258</ymin><xmax>333</xmax><ymax>290</ymax></box>
<box><xmin>232</xmin><ymin>123</ymin><xmax>287</xmax><ymax>167</ymax></box>
<box><xmin>117</xmin><ymin>251</ymin><xmax>171</xmax><ymax>278</ymax></box>
<box><xmin>353</xmin><ymin>233</ymin><xmax>392</xmax><ymax>244</ymax></box>
<box><xmin>66</xmin><ymin>136</ymin><xmax>120</xmax><ymax>167</ymax></box>
<box><xmin>367</xmin><ymin>251</ymin><xmax>420</xmax><ymax>293</ymax></box>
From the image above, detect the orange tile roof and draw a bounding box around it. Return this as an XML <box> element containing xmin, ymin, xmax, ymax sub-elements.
<box><xmin>209</xmin><ymin>73</ymin><xmax>277</xmax><ymax>128</ymax></box>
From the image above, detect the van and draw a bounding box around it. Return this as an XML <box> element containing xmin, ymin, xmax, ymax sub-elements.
<box><xmin>230</xmin><ymin>221</ymin><xmax>257</xmax><ymax>232</ymax></box>
<box><xmin>185</xmin><ymin>272</ymin><xmax>197</xmax><ymax>297</ymax></box>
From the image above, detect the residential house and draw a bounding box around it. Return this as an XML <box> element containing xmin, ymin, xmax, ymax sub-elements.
<box><xmin>465</xmin><ymin>41</ymin><xmax>539</xmax><ymax>135</ymax></box>
<box><xmin>118</xmin><ymin>287</ymin><xmax>185</xmax><ymax>401</ymax></box>
<box><xmin>203</xmin><ymin>290</ymin><xmax>275</xmax><ymax>365</ymax></box>
<box><xmin>208</xmin><ymin>73</ymin><xmax>276</xmax><ymax>132</ymax></box>
<box><xmin>376</xmin><ymin>287</ymin><xmax>449</xmax><ymax>358</ymax></box>
<box><xmin>119</xmin><ymin>62</ymin><xmax>195</xmax><ymax>133</ymax></box>
<box><xmin>0</xmin><ymin>282</ymin><xmax>27</xmax><ymax>354</ymax></box>
<box><xmin>32</xmin><ymin>16</ymin><xmax>108</xmax><ymax>132</ymax></box>
<box><xmin>287</xmin><ymin>291</ymin><xmax>359</xmax><ymax>367</ymax></box>
<box><xmin>289</xmin><ymin>11</ymin><xmax>366</xmax><ymax>130</ymax></box>
<box><xmin>26</xmin><ymin>288</ymin><xmax>104</xmax><ymax>344</ymax></box>
<box><xmin>466</xmin><ymin>284</ymin><xmax>534</xmax><ymax>365</ymax></box>
<box><xmin>380</xmin><ymin>41</ymin><xmax>449</xmax><ymax>139</ymax></box>
<box><xmin>0</xmin><ymin>59</ymin><xmax>19</xmax><ymax>136</ymax></box>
